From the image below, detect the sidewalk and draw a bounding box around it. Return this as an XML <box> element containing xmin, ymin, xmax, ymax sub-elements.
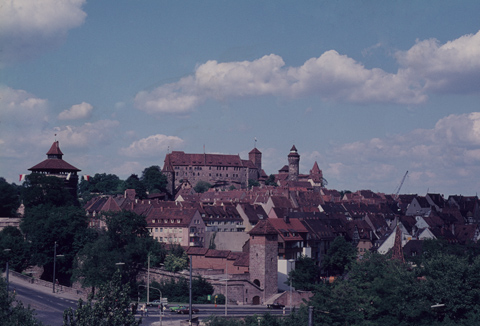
<box><xmin>9</xmin><ymin>271</ymin><xmax>86</xmax><ymax>302</ymax></box>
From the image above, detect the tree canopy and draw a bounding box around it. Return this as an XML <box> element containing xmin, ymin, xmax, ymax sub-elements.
<box><xmin>73</xmin><ymin>210</ymin><xmax>166</xmax><ymax>292</ymax></box>
<box><xmin>322</xmin><ymin>236</ymin><xmax>357</xmax><ymax>276</ymax></box>
<box><xmin>194</xmin><ymin>180</ymin><xmax>212</xmax><ymax>193</ymax></box>
<box><xmin>21</xmin><ymin>174</ymin><xmax>77</xmax><ymax>207</ymax></box>
<box><xmin>63</xmin><ymin>270</ymin><xmax>140</xmax><ymax>326</ymax></box>
<box><xmin>0</xmin><ymin>178</ymin><xmax>20</xmax><ymax>217</ymax></box>
<box><xmin>287</xmin><ymin>255</ymin><xmax>318</xmax><ymax>291</ymax></box>
<box><xmin>0</xmin><ymin>278</ymin><xmax>44</xmax><ymax>326</ymax></box>
<box><xmin>140</xmin><ymin>165</ymin><xmax>167</xmax><ymax>194</ymax></box>
<box><xmin>20</xmin><ymin>205</ymin><xmax>91</xmax><ymax>285</ymax></box>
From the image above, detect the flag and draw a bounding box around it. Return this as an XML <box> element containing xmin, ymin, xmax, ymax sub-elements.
<box><xmin>83</xmin><ymin>175</ymin><xmax>90</xmax><ymax>181</ymax></box>
<box><xmin>66</xmin><ymin>173</ymin><xmax>71</xmax><ymax>180</ymax></box>
<box><xmin>19</xmin><ymin>174</ymin><xmax>26</xmax><ymax>182</ymax></box>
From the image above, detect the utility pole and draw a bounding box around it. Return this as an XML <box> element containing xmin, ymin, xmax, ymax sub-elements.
<box><xmin>189</xmin><ymin>255</ymin><xmax>192</xmax><ymax>325</ymax></box>
<box><xmin>147</xmin><ymin>253</ymin><xmax>150</xmax><ymax>305</ymax></box>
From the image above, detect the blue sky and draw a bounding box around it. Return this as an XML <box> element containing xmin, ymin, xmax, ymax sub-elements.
<box><xmin>1</xmin><ymin>0</ymin><xmax>480</xmax><ymax>196</ymax></box>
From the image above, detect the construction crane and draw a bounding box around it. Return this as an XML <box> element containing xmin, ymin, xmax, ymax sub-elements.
<box><xmin>394</xmin><ymin>171</ymin><xmax>408</xmax><ymax>200</ymax></box>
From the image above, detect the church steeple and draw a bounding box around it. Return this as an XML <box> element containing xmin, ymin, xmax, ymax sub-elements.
<box><xmin>46</xmin><ymin>141</ymin><xmax>64</xmax><ymax>159</ymax></box>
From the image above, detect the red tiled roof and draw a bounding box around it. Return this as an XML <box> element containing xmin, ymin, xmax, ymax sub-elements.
<box><xmin>47</xmin><ymin>141</ymin><xmax>63</xmax><ymax>155</ymax></box>
<box><xmin>249</xmin><ymin>219</ymin><xmax>277</xmax><ymax>235</ymax></box>
<box><xmin>29</xmin><ymin>158</ymin><xmax>80</xmax><ymax>172</ymax></box>
<box><xmin>165</xmin><ymin>151</ymin><xmax>245</xmax><ymax>167</ymax></box>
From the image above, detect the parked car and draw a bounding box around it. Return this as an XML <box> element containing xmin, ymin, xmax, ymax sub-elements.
<box><xmin>147</xmin><ymin>299</ymin><xmax>167</xmax><ymax>308</ymax></box>
<box><xmin>169</xmin><ymin>305</ymin><xmax>186</xmax><ymax>312</ymax></box>
<box><xmin>177</xmin><ymin>307</ymin><xmax>199</xmax><ymax>314</ymax></box>
<box><xmin>267</xmin><ymin>303</ymin><xmax>285</xmax><ymax>309</ymax></box>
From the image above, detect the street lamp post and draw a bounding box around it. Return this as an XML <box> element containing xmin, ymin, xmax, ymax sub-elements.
<box><xmin>225</xmin><ymin>260</ymin><xmax>228</xmax><ymax>316</ymax></box>
<box><xmin>288</xmin><ymin>259</ymin><xmax>295</xmax><ymax>313</ymax></box>
<box><xmin>139</xmin><ymin>284</ymin><xmax>163</xmax><ymax>326</ymax></box>
<box><xmin>189</xmin><ymin>255</ymin><xmax>192</xmax><ymax>325</ymax></box>
<box><xmin>53</xmin><ymin>242</ymin><xmax>64</xmax><ymax>293</ymax></box>
<box><xmin>4</xmin><ymin>249</ymin><xmax>11</xmax><ymax>293</ymax></box>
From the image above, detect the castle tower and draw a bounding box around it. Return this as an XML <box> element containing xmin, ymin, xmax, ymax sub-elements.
<box><xmin>249</xmin><ymin>147</ymin><xmax>262</xmax><ymax>172</ymax></box>
<box><xmin>288</xmin><ymin>145</ymin><xmax>300</xmax><ymax>182</ymax></box>
<box><xmin>161</xmin><ymin>153</ymin><xmax>175</xmax><ymax>200</ymax></box>
<box><xmin>28</xmin><ymin>141</ymin><xmax>80</xmax><ymax>199</ymax></box>
<box><xmin>248</xmin><ymin>220</ymin><xmax>278</xmax><ymax>304</ymax></box>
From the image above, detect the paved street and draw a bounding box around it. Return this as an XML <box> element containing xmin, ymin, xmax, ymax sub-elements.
<box><xmin>8</xmin><ymin>274</ymin><xmax>287</xmax><ymax>326</ymax></box>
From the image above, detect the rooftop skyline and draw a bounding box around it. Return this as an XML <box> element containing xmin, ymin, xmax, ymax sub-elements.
<box><xmin>1</xmin><ymin>1</ymin><xmax>480</xmax><ymax>195</ymax></box>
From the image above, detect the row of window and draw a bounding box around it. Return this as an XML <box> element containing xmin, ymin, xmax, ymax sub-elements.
<box><xmin>175</xmin><ymin>172</ymin><xmax>242</xmax><ymax>178</ymax></box>
<box><xmin>151</xmin><ymin>219</ymin><xmax>181</xmax><ymax>224</ymax></box>
<box><xmin>155</xmin><ymin>236</ymin><xmax>183</xmax><ymax>243</ymax></box>
<box><xmin>174</xmin><ymin>166</ymin><xmax>244</xmax><ymax>171</ymax></box>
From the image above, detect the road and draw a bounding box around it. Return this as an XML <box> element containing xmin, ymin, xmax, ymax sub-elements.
<box><xmin>9</xmin><ymin>275</ymin><xmax>289</xmax><ymax>326</ymax></box>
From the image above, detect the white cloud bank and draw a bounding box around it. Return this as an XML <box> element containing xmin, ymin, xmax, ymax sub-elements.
<box><xmin>120</xmin><ymin>134</ymin><xmax>185</xmax><ymax>158</ymax></box>
<box><xmin>0</xmin><ymin>0</ymin><xmax>87</xmax><ymax>66</ymax></box>
<box><xmin>322</xmin><ymin>112</ymin><xmax>480</xmax><ymax>194</ymax></box>
<box><xmin>58</xmin><ymin>102</ymin><xmax>93</xmax><ymax>120</ymax></box>
<box><xmin>135</xmin><ymin>30</ymin><xmax>480</xmax><ymax>116</ymax></box>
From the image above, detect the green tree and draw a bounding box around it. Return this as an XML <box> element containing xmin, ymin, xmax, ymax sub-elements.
<box><xmin>248</xmin><ymin>179</ymin><xmax>260</xmax><ymax>189</ymax></box>
<box><xmin>194</xmin><ymin>180</ymin><xmax>212</xmax><ymax>193</ymax></box>
<box><xmin>192</xmin><ymin>276</ymin><xmax>214</xmax><ymax>303</ymax></box>
<box><xmin>0</xmin><ymin>226</ymin><xmax>30</xmax><ymax>272</ymax></box>
<box><xmin>124</xmin><ymin>174</ymin><xmax>147</xmax><ymax>199</ymax></box>
<box><xmin>163</xmin><ymin>251</ymin><xmax>188</xmax><ymax>273</ymax></box>
<box><xmin>73</xmin><ymin>210</ymin><xmax>165</xmax><ymax>292</ymax></box>
<box><xmin>0</xmin><ymin>178</ymin><xmax>20</xmax><ymax>217</ymax></box>
<box><xmin>264</xmin><ymin>175</ymin><xmax>277</xmax><ymax>187</ymax></box>
<box><xmin>141</xmin><ymin>166</ymin><xmax>167</xmax><ymax>194</ymax></box>
<box><xmin>0</xmin><ymin>278</ymin><xmax>44</xmax><ymax>326</ymax></box>
<box><xmin>287</xmin><ymin>255</ymin><xmax>318</xmax><ymax>291</ymax></box>
<box><xmin>79</xmin><ymin>173</ymin><xmax>124</xmax><ymax>201</ymax></box>
<box><xmin>20</xmin><ymin>205</ymin><xmax>90</xmax><ymax>284</ymax></box>
<box><xmin>21</xmin><ymin>174</ymin><xmax>76</xmax><ymax>207</ymax></box>
<box><xmin>63</xmin><ymin>270</ymin><xmax>140</xmax><ymax>326</ymax></box>
<box><xmin>322</xmin><ymin>236</ymin><xmax>357</xmax><ymax>276</ymax></box>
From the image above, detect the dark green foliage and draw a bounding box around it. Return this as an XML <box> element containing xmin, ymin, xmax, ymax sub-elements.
<box><xmin>322</xmin><ymin>236</ymin><xmax>357</xmax><ymax>276</ymax></box>
<box><xmin>78</xmin><ymin>173</ymin><xmax>124</xmax><ymax>202</ymax></box>
<box><xmin>124</xmin><ymin>174</ymin><xmax>147</xmax><ymax>199</ymax></box>
<box><xmin>0</xmin><ymin>278</ymin><xmax>44</xmax><ymax>326</ymax></box>
<box><xmin>194</xmin><ymin>180</ymin><xmax>212</xmax><ymax>193</ymax></box>
<box><xmin>264</xmin><ymin>174</ymin><xmax>277</xmax><ymax>187</ymax></box>
<box><xmin>163</xmin><ymin>250</ymin><xmax>188</xmax><ymax>273</ymax></box>
<box><xmin>287</xmin><ymin>255</ymin><xmax>318</xmax><ymax>291</ymax></box>
<box><xmin>0</xmin><ymin>226</ymin><xmax>30</xmax><ymax>272</ymax></box>
<box><xmin>73</xmin><ymin>210</ymin><xmax>166</xmax><ymax>293</ymax></box>
<box><xmin>147</xmin><ymin>276</ymin><xmax>213</xmax><ymax>304</ymax></box>
<box><xmin>20</xmin><ymin>205</ymin><xmax>90</xmax><ymax>285</ymax></box>
<box><xmin>192</xmin><ymin>276</ymin><xmax>214</xmax><ymax>303</ymax></box>
<box><xmin>22</xmin><ymin>174</ymin><xmax>76</xmax><ymax>207</ymax></box>
<box><xmin>248</xmin><ymin>179</ymin><xmax>260</xmax><ymax>189</ymax></box>
<box><xmin>141</xmin><ymin>165</ymin><xmax>167</xmax><ymax>194</ymax></box>
<box><xmin>0</xmin><ymin>177</ymin><xmax>20</xmax><ymax>217</ymax></box>
<box><xmin>63</xmin><ymin>271</ymin><xmax>140</xmax><ymax>326</ymax></box>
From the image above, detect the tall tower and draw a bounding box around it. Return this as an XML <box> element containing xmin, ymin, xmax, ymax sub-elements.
<box><xmin>28</xmin><ymin>141</ymin><xmax>80</xmax><ymax>199</ymax></box>
<box><xmin>248</xmin><ymin>220</ymin><xmax>278</xmax><ymax>304</ymax></box>
<box><xmin>161</xmin><ymin>153</ymin><xmax>175</xmax><ymax>200</ymax></box>
<box><xmin>288</xmin><ymin>145</ymin><xmax>300</xmax><ymax>182</ymax></box>
<box><xmin>249</xmin><ymin>147</ymin><xmax>262</xmax><ymax>172</ymax></box>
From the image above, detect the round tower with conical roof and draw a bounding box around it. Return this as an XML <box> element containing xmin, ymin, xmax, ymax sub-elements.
<box><xmin>288</xmin><ymin>145</ymin><xmax>300</xmax><ymax>182</ymax></box>
<box><xmin>28</xmin><ymin>141</ymin><xmax>81</xmax><ymax>199</ymax></box>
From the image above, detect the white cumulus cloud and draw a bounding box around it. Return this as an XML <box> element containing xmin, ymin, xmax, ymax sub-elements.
<box><xmin>0</xmin><ymin>0</ymin><xmax>87</xmax><ymax>66</ymax></box>
<box><xmin>58</xmin><ymin>102</ymin><xmax>93</xmax><ymax>120</ymax></box>
<box><xmin>120</xmin><ymin>134</ymin><xmax>185</xmax><ymax>158</ymax></box>
<box><xmin>48</xmin><ymin>120</ymin><xmax>120</xmax><ymax>148</ymax></box>
<box><xmin>324</xmin><ymin>112</ymin><xmax>480</xmax><ymax>194</ymax></box>
<box><xmin>135</xmin><ymin>31</ymin><xmax>480</xmax><ymax>116</ymax></box>
<box><xmin>396</xmin><ymin>30</ymin><xmax>480</xmax><ymax>94</ymax></box>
